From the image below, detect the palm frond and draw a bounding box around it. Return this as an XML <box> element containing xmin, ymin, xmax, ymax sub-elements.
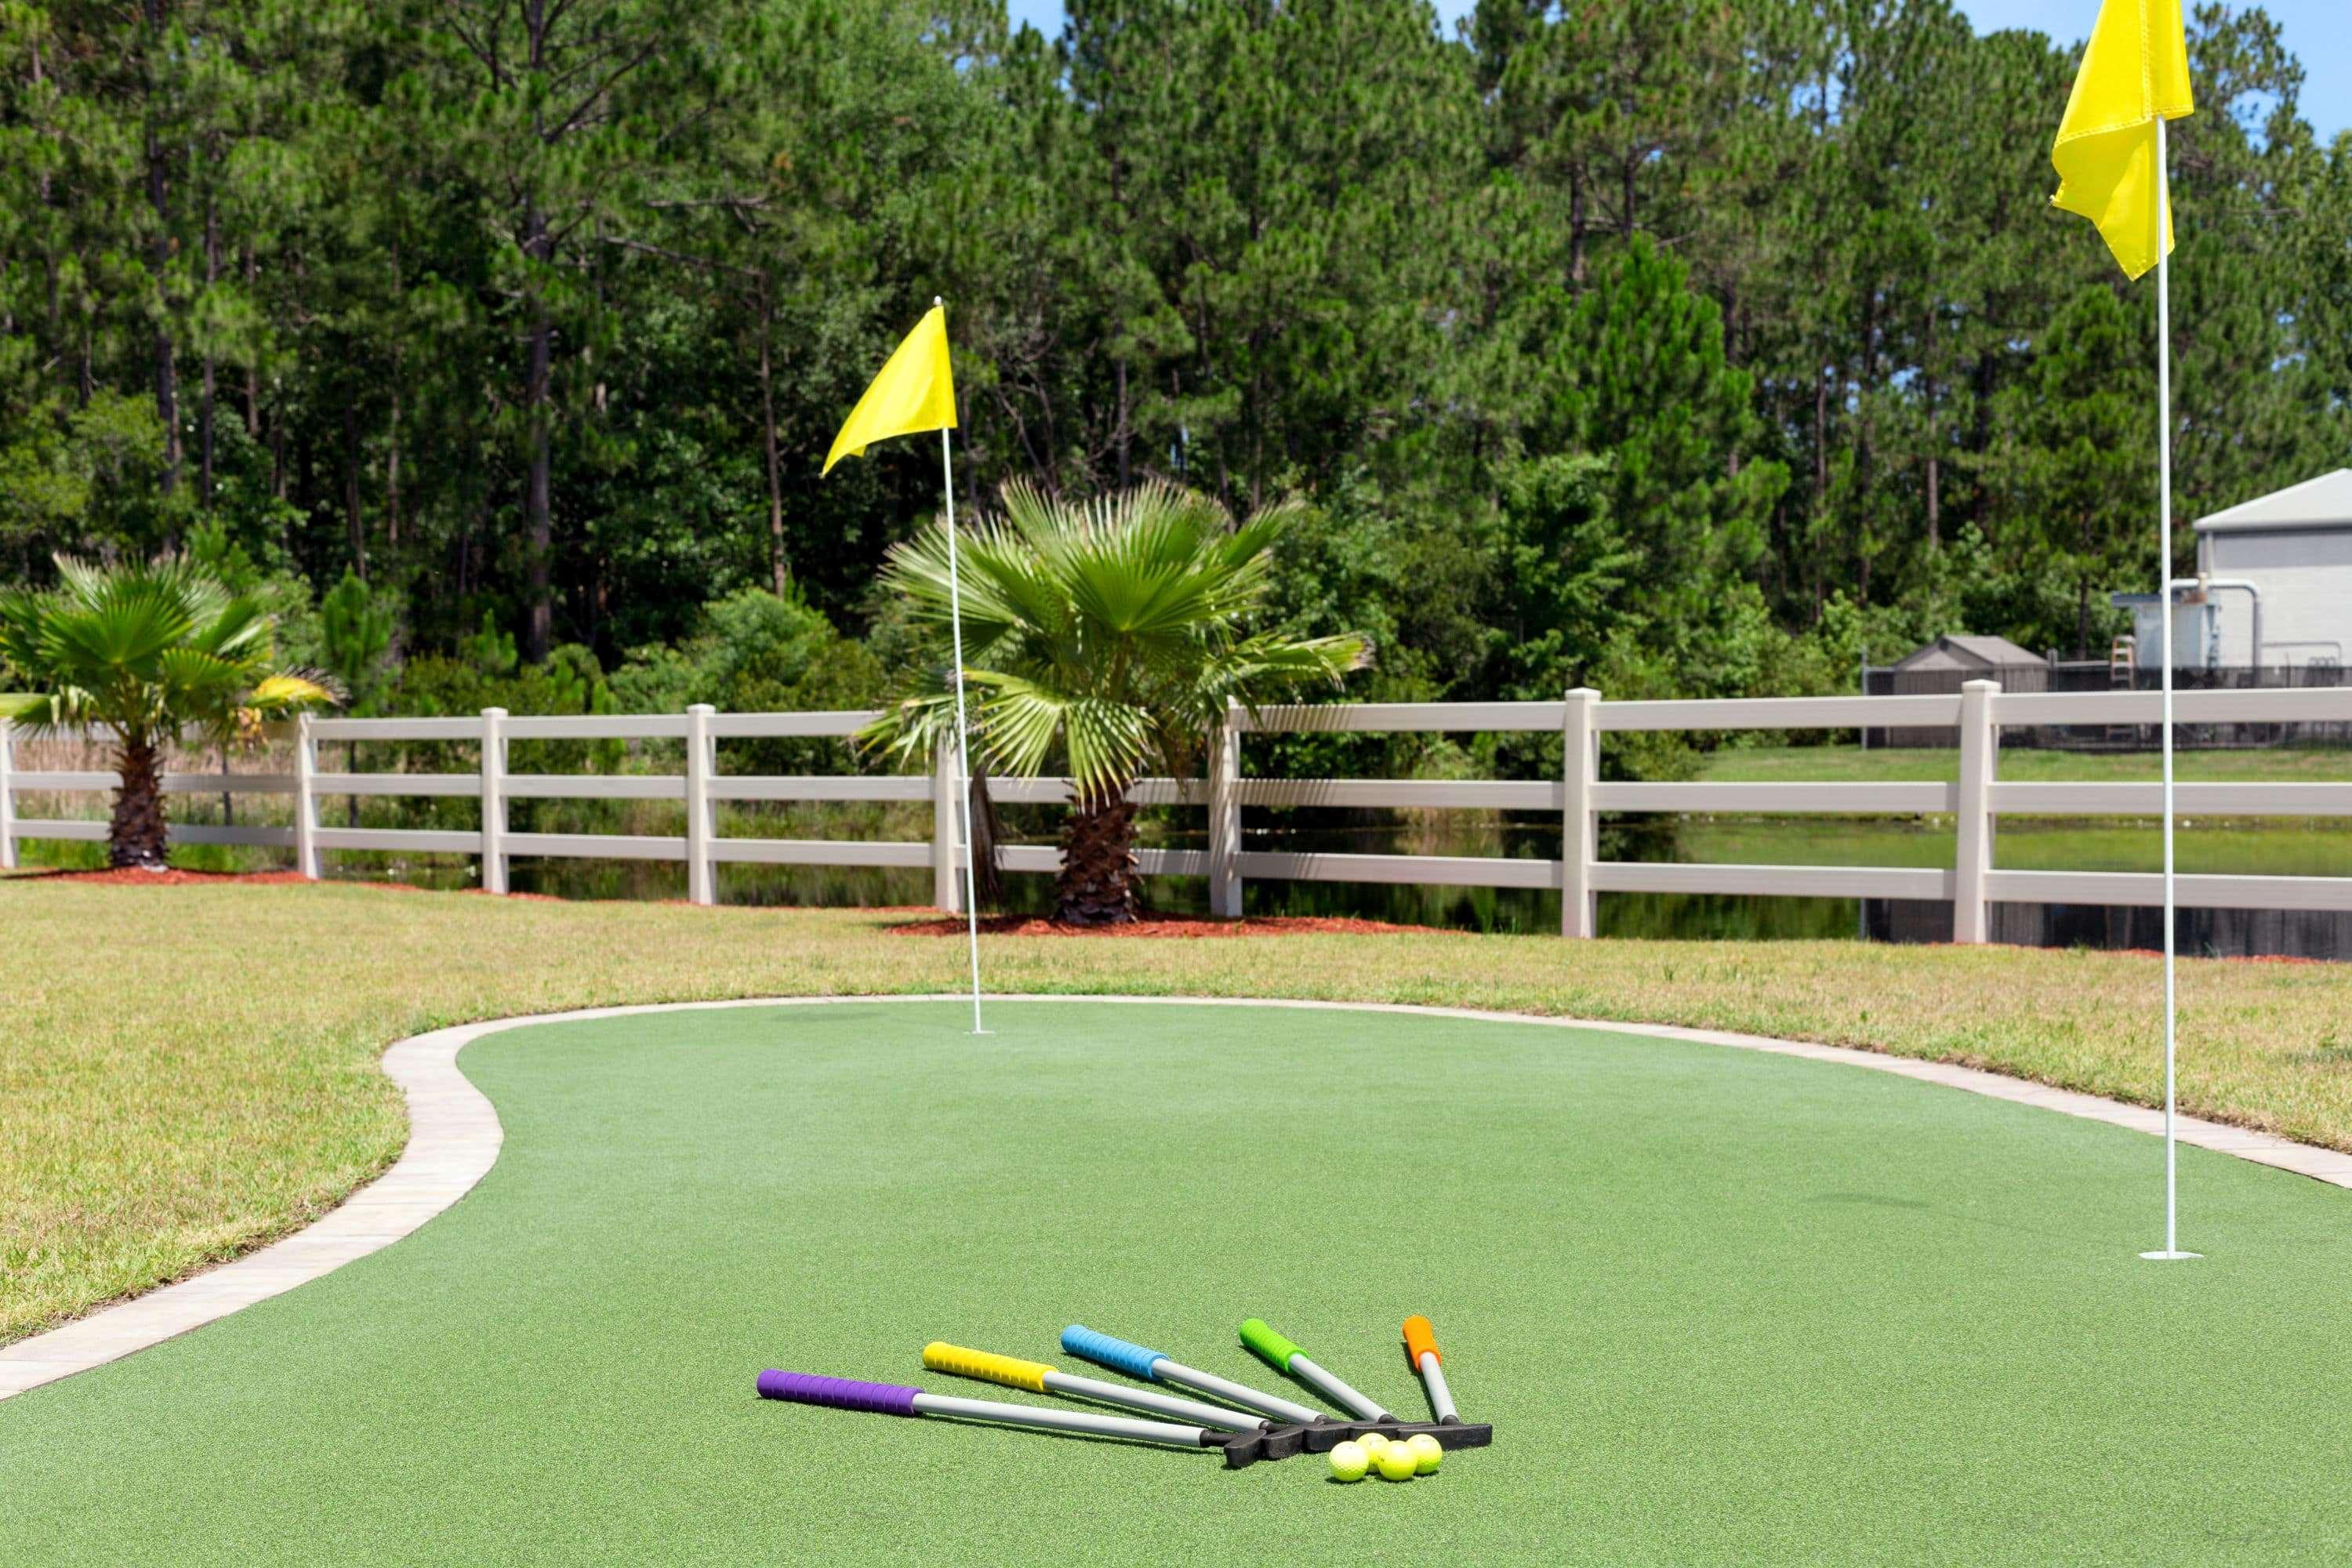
<box><xmin>875</xmin><ymin>522</ymin><xmax>1022</xmax><ymax>649</ymax></box>
<box><xmin>1057</xmin><ymin>695</ymin><xmax>1153</xmax><ymax>804</ymax></box>
<box><xmin>960</xmin><ymin>670</ymin><xmax>1072</xmax><ymax>779</ymax></box>
<box><xmin>864</xmin><ymin>481</ymin><xmax>1373</xmax><ymax>795</ymax></box>
<box><xmin>154</xmin><ymin>647</ymin><xmax>250</xmax><ymax>701</ymax></box>
<box><xmin>1210</xmin><ymin>631</ymin><xmax>1374</xmax><ymax>691</ymax></box>
<box><xmin>0</xmin><ymin>553</ymin><xmax>328</xmax><ymax>750</ymax></box>
<box><xmin>0</xmin><ymin>691</ymin><xmax>58</xmax><ymax>725</ymax></box>
<box><xmin>967</xmin><ymin>672</ymin><xmax>1150</xmax><ymax>803</ymax></box>
<box><xmin>45</xmin><ymin>576</ymin><xmax>199</xmax><ymax>682</ymax></box>
<box><xmin>49</xmin><ymin>554</ymin><xmax>110</xmax><ymax>608</ymax></box>
<box><xmin>248</xmin><ymin>673</ymin><xmax>342</xmax><ymax>711</ymax></box>
<box><xmin>188</xmin><ymin>594</ymin><xmax>273</xmax><ymax>661</ymax></box>
<box><xmin>853</xmin><ymin>681</ymin><xmax>966</xmax><ymax>768</ymax></box>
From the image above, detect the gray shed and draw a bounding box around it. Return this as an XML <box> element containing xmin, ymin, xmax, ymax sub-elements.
<box><xmin>1878</xmin><ymin>635</ymin><xmax>2049</xmax><ymax>746</ymax></box>
<box><xmin>1888</xmin><ymin>634</ymin><xmax>2049</xmax><ymax>686</ymax></box>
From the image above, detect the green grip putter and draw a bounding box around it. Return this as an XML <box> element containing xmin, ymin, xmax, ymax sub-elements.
<box><xmin>1237</xmin><ymin>1319</ymin><xmax>1302</xmax><ymax>1371</ymax></box>
<box><xmin>1237</xmin><ymin>1318</ymin><xmax>1392</xmax><ymax>1421</ymax></box>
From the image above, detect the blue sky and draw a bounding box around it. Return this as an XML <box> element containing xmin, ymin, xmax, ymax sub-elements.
<box><xmin>1003</xmin><ymin>0</ymin><xmax>2347</xmax><ymax>143</ymax></box>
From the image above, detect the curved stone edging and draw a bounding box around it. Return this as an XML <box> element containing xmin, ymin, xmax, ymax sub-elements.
<box><xmin>7</xmin><ymin>992</ymin><xmax>2349</xmax><ymax>1403</ymax></box>
<box><xmin>0</xmin><ymin>1018</ymin><xmax>504</xmax><ymax>1400</ymax></box>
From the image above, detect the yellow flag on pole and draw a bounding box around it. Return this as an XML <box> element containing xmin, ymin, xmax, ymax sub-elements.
<box><xmin>822</xmin><ymin>304</ymin><xmax>957</xmax><ymax>475</ymax></box>
<box><xmin>2050</xmin><ymin>0</ymin><xmax>2194</xmax><ymax>280</ymax></box>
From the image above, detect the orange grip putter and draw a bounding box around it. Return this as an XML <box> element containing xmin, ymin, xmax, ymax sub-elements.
<box><xmin>1401</xmin><ymin>1313</ymin><xmax>1461</xmax><ymax>1423</ymax></box>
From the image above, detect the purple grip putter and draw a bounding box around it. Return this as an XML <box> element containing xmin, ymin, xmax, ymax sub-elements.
<box><xmin>754</xmin><ymin>1365</ymin><xmax>1255</xmax><ymax>1457</ymax></box>
<box><xmin>756</xmin><ymin>1370</ymin><xmax>920</xmax><ymax>1416</ymax></box>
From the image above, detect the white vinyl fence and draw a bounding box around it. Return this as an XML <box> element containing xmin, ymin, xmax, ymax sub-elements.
<box><xmin>5</xmin><ymin>680</ymin><xmax>2351</xmax><ymax>940</ymax></box>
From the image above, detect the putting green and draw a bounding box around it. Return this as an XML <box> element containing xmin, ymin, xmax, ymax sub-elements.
<box><xmin>5</xmin><ymin>999</ymin><xmax>2352</xmax><ymax>1564</ymax></box>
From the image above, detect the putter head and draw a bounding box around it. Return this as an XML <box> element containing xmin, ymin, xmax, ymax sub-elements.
<box><xmin>1220</xmin><ymin>1417</ymin><xmax>1492</xmax><ymax>1468</ymax></box>
<box><xmin>1216</xmin><ymin>1421</ymin><xmax>1327</xmax><ymax>1469</ymax></box>
<box><xmin>1299</xmin><ymin>1417</ymin><xmax>1493</xmax><ymax>1454</ymax></box>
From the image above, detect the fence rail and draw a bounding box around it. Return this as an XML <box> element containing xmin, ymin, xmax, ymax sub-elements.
<box><xmin>5</xmin><ymin>680</ymin><xmax>2350</xmax><ymax>937</ymax></box>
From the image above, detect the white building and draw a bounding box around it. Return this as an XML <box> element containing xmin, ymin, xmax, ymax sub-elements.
<box><xmin>2114</xmin><ymin>470</ymin><xmax>2352</xmax><ymax>670</ymax></box>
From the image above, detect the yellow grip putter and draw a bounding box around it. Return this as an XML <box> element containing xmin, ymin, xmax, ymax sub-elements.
<box><xmin>922</xmin><ymin>1341</ymin><xmax>1268</xmax><ymax>1432</ymax></box>
<box><xmin>921</xmin><ymin>1342</ymin><xmax>1053</xmax><ymax>1392</ymax></box>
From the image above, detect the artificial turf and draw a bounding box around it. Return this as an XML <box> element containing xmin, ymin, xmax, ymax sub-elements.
<box><xmin>5</xmin><ymin>999</ymin><xmax>2352</xmax><ymax>1564</ymax></box>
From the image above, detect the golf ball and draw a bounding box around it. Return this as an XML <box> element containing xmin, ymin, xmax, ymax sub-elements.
<box><xmin>1375</xmin><ymin>1439</ymin><xmax>1418</xmax><ymax>1481</ymax></box>
<box><xmin>1357</xmin><ymin>1431</ymin><xmax>1391</xmax><ymax>1458</ymax></box>
<box><xmin>1406</xmin><ymin>1432</ymin><xmax>1443</xmax><ymax>1475</ymax></box>
<box><xmin>1327</xmin><ymin>1439</ymin><xmax>1370</xmax><ymax>1483</ymax></box>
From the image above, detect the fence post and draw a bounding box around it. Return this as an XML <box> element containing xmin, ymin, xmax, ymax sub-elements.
<box><xmin>931</xmin><ymin>735</ymin><xmax>963</xmax><ymax>913</ymax></box>
<box><xmin>1562</xmin><ymin>687</ymin><xmax>1600</xmax><ymax>938</ymax></box>
<box><xmin>686</xmin><ymin>703</ymin><xmax>716</xmax><ymax>906</ymax></box>
<box><xmin>479</xmin><ymin>707</ymin><xmax>507</xmax><ymax>895</ymax></box>
<box><xmin>0</xmin><ymin>720</ymin><xmax>16</xmax><ymax>871</ymax></box>
<box><xmin>1207</xmin><ymin>699</ymin><xmax>1243</xmax><ymax>919</ymax></box>
<box><xmin>293</xmin><ymin>712</ymin><xmax>321</xmax><ymax>880</ymax></box>
<box><xmin>1952</xmin><ymin>678</ymin><xmax>1999</xmax><ymax>943</ymax></box>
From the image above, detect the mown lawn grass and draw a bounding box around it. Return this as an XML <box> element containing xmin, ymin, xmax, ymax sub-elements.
<box><xmin>5</xmin><ymin>874</ymin><xmax>2350</xmax><ymax>1346</ymax></box>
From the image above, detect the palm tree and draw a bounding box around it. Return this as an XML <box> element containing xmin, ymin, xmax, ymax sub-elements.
<box><xmin>864</xmin><ymin>481</ymin><xmax>1370</xmax><ymax>924</ymax></box>
<box><xmin>0</xmin><ymin>555</ymin><xmax>338</xmax><ymax>870</ymax></box>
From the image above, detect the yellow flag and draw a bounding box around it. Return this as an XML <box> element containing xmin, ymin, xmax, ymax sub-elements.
<box><xmin>822</xmin><ymin>304</ymin><xmax>957</xmax><ymax>475</ymax></box>
<box><xmin>2051</xmin><ymin>0</ymin><xmax>2194</xmax><ymax>280</ymax></box>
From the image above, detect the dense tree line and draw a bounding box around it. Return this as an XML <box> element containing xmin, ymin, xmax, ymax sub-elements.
<box><xmin>1</xmin><ymin>0</ymin><xmax>2344</xmax><ymax>718</ymax></box>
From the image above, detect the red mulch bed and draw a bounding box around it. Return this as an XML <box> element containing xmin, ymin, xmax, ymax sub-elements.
<box><xmin>2108</xmin><ymin>946</ymin><xmax>2328</xmax><ymax>966</ymax></box>
<box><xmin>16</xmin><ymin>867</ymin><xmax>319</xmax><ymax>887</ymax></box>
<box><xmin>13</xmin><ymin>867</ymin><xmax>562</xmax><ymax>899</ymax></box>
<box><xmin>884</xmin><ymin>912</ymin><xmax>1421</xmax><ymax>938</ymax></box>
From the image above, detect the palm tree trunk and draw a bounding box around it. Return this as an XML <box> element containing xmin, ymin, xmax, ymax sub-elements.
<box><xmin>966</xmin><ymin>764</ymin><xmax>1004</xmax><ymax>913</ymax></box>
<box><xmin>1055</xmin><ymin>790</ymin><xmax>1138</xmax><ymax>925</ymax></box>
<box><xmin>111</xmin><ymin>739</ymin><xmax>170</xmax><ymax>870</ymax></box>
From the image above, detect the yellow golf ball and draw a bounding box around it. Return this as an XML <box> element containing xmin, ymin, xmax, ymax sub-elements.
<box><xmin>1357</xmin><ymin>1431</ymin><xmax>1391</xmax><ymax>1459</ymax></box>
<box><xmin>1374</xmin><ymin>1439</ymin><xmax>1418</xmax><ymax>1481</ymax></box>
<box><xmin>1326</xmin><ymin>1439</ymin><xmax>1370</xmax><ymax>1483</ymax></box>
<box><xmin>1406</xmin><ymin>1432</ymin><xmax>1444</xmax><ymax>1475</ymax></box>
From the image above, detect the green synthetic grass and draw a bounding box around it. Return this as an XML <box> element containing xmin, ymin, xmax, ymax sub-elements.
<box><xmin>5</xmin><ymin>999</ymin><xmax>2352</xmax><ymax>1565</ymax></box>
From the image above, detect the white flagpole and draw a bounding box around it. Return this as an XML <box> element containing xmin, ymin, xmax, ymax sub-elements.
<box><xmin>936</xmin><ymin>423</ymin><xmax>983</xmax><ymax>1034</ymax></box>
<box><xmin>938</xmin><ymin>383</ymin><xmax>988</xmax><ymax>1036</ymax></box>
<box><xmin>2143</xmin><ymin>116</ymin><xmax>2193</xmax><ymax>1261</ymax></box>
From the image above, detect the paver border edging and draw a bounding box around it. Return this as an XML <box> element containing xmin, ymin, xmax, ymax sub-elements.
<box><xmin>7</xmin><ymin>992</ymin><xmax>2349</xmax><ymax>1403</ymax></box>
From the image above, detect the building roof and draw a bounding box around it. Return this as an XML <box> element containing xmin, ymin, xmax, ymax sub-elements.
<box><xmin>2194</xmin><ymin>470</ymin><xmax>2352</xmax><ymax>535</ymax></box>
<box><xmin>1940</xmin><ymin>633</ymin><xmax>2045</xmax><ymax>666</ymax></box>
<box><xmin>1889</xmin><ymin>634</ymin><xmax>2046</xmax><ymax>672</ymax></box>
